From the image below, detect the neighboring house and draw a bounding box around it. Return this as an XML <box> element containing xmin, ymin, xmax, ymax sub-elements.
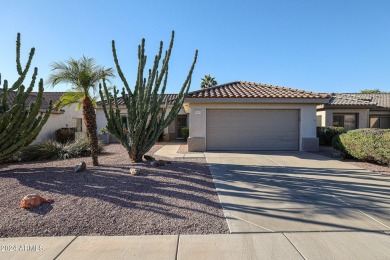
<box><xmin>316</xmin><ymin>93</ymin><xmax>390</xmax><ymax>130</ymax></box>
<box><xmin>96</xmin><ymin>94</ymin><xmax>187</xmax><ymax>142</ymax></box>
<box><xmin>34</xmin><ymin>92</ymin><xmax>86</xmax><ymax>143</ymax></box>
<box><xmin>0</xmin><ymin>89</ymin><xmax>86</xmax><ymax>143</ymax></box>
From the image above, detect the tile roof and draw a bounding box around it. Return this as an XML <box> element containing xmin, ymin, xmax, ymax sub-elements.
<box><xmin>99</xmin><ymin>94</ymin><xmax>179</xmax><ymax>106</ymax></box>
<box><xmin>187</xmin><ymin>81</ymin><xmax>329</xmax><ymax>99</ymax></box>
<box><xmin>0</xmin><ymin>89</ymin><xmax>65</xmax><ymax>111</ymax></box>
<box><xmin>326</xmin><ymin>93</ymin><xmax>390</xmax><ymax>108</ymax></box>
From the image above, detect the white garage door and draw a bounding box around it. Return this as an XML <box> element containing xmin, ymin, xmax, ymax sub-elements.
<box><xmin>206</xmin><ymin>109</ymin><xmax>299</xmax><ymax>150</ymax></box>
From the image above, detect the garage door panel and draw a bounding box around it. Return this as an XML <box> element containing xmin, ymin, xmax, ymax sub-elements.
<box><xmin>206</xmin><ymin>109</ymin><xmax>299</xmax><ymax>151</ymax></box>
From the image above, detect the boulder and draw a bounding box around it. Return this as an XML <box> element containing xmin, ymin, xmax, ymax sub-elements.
<box><xmin>75</xmin><ymin>162</ymin><xmax>86</xmax><ymax>172</ymax></box>
<box><xmin>20</xmin><ymin>194</ymin><xmax>53</xmax><ymax>209</ymax></box>
<box><xmin>129</xmin><ymin>168</ymin><xmax>142</xmax><ymax>176</ymax></box>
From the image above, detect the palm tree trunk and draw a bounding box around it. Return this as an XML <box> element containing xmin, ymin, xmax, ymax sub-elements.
<box><xmin>82</xmin><ymin>96</ymin><xmax>99</xmax><ymax>166</ymax></box>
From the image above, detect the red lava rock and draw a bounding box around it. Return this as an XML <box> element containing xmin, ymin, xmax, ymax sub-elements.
<box><xmin>19</xmin><ymin>194</ymin><xmax>54</xmax><ymax>209</ymax></box>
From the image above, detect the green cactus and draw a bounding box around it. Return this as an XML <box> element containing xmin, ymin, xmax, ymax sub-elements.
<box><xmin>0</xmin><ymin>33</ymin><xmax>52</xmax><ymax>162</ymax></box>
<box><xmin>100</xmin><ymin>31</ymin><xmax>197</xmax><ymax>162</ymax></box>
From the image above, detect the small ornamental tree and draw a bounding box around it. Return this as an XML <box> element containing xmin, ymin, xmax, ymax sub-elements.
<box><xmin>0</xmin><ymin>33</ymin><xmax>51</xmax><ymax>162</ymax></box>
<box><xmin>48</xmin><ymin>57</ymin><xmax>114</xmax><ymax>166</ymax></box>
<box><xmin>100</xmin><ymin>31</ymin><xmax>198</xmax><ymax>162</ymax></box>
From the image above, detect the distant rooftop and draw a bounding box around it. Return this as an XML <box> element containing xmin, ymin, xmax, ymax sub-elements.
<box><xmin>0</xmin><ymin>89</ymin><xmax>65</xmax><ymax>111</ymax></box>
<box><xmin>325</xmin><ymin>93</ymin><xmax>390</xmax><ymax>109</ymax></box>
<box><xmin>98</xmin><ymin>94</ymin><xmax>179</xmax><ymax>106</ymax></box>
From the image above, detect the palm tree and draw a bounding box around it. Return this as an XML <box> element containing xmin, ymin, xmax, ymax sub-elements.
<box><xmin>48</xmin><ymin>56</ymin><xmax>114</xmax><ymax>166</ymax></box>
<box><xmin>200</xmin><ymin>74</ymin><xmax>218</xmax><ymax>89</ymax></box>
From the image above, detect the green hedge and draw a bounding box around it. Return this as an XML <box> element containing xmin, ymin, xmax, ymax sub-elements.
<box><xmin>182</xmin><ymin>127</ymin><xmax>189</xmax><ymax>140</ymax></box>
<box><xmin>317</xmin><ymin>126</ymin><xmax>347</xmax><ymax>145</ymax></box>
<box><xmin>332</xmin><ymin>128</ymin><xmax>390</xmax><ymax>165</ymax></box>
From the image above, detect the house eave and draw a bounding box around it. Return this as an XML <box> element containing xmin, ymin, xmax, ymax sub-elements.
<box><xmin>184</xmin><ymin>97</ymin><xmax>330</xmax><ymax>104</ymax></box>
<box><xmin>318</xmin><ymin>104</ymin><xmax>378</xmax><ymax>110</ymax></box>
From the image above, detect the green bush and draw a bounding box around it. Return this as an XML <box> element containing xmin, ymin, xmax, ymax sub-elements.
<box><xmin>332</xmin><ymin>128</ymin><xmax>390</xmax><ymax>165</ymax></box>
<box><xmin>158</xmin><ymin>132</ymin><xmax>165</xmax><ymax>142</ymax></box>
<box><xmin>21</xmin><ymin>138</ymin><xmax>104</xmax><ymax>161</ymax></box>
<box><xmin>181</xmin><ymin>127</ymin><xmax>189</xmax><ymax>140</ymax></box>
<box><xmin>317</xmin><ymin>126</ymin><xmax>347</xmax><ymax>145</ymax></box>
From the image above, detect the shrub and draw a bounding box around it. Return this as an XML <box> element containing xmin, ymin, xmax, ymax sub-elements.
<box><xmin>182</xmin><ymin>127</ymin><xmax>189</xmax><ymax>140</ymax></box>
<box><xmin>158</xmin><ymin>132</ymin><xmax>165</xmax><ymax>142</ymax></box>
<box><xmin>55</xmin><ymin>128</ymin><xmax>75</xmax><ymax>144</ymax></box>
<box><xmin>21</xmin><ymin>138</ymin><xmax>104</xmax><ymax>161</ymax></box>
<box><xmin>332</xmin><ymin>128</ymin><xmax>390</xmax><ymax>165</ymax></box>
<box><xmin>317</xmin><ymin>126</ymin><xmax>346</xmax><ymax>145</ymax></box>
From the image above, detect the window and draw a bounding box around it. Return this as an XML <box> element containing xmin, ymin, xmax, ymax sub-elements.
<box><xmin>316</xmin><ymin>115</ymin><xmax>322</xmax><ymax>127</ymax></box>
<box><xmin>370</xmin><ymin>116</ymin><xmax>390</xmax><ymax>129</ymax></box>
<box><xmin>73</xmin><ymin>118</ymin><xmax>82</xmax><ymax>132</ymax></box>
<box><xmin>333</xmin><ymin>114</ymin><xmax>357</xmax><ymax>130</ymax></box>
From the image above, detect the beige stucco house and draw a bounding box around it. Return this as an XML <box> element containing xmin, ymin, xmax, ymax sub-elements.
<box><xmin>316</xmin><ymin>93</ymin><xmax>390</xmax><ymax>130</ymax></box>
<box><xmin>95</xmin><ymin>81</ymin><xmax>329</xmax><ymax>151</ymax></box>
<box><xmin>2</xmin><ymin>90</ymin><xmax>86</xmax><ymax>143</ymax></box>
<box><xmin>183</xmin><ymin>81</ymin><xmax>329</xmax><ymax>152</ymax></box>
<box><xmin>34</xmin><ymin>92</ymin><xmax>85</xmax><ymax>142</ymax></box>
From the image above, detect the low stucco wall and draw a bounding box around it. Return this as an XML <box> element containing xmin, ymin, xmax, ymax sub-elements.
<box><xmin>187</xmin><ymin>103</ymin><xmax>319</xmax><ymax>152</ymax></box>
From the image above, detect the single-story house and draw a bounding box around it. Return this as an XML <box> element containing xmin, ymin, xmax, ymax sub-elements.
<box><xmin>96</xmin><ymin>81</ymin><xmax>330</xmax><ymax>152</ymax></box>
<box><xmin>0</xmin><ymin>89</ymin><xmax>86</xmax><ymax>143</ymax></box>
<box><xmin>183</xmin><ymin>81</ymin><xmax>329</xmax><ymax>152</ymax></box>
<box><xmin>316</xmin><ymin>93</ymin><xmax>390</xmax><ymax>130</ymax></box>
<box><xmin>35</xmin><ymin>92</ymin><xmax>86</xmax><ymax>142</ymax></box>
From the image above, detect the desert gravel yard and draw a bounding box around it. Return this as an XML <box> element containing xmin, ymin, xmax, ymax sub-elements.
<box><xmin>0</xmin><ymin>144</ymin><xmax>229</xmax><ymax>237</ymax></box>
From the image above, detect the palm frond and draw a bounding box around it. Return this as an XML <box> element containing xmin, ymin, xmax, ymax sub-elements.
<box><xmin>54</xmin><ymin>91</ymin><xmax>84</xmax><ymax>110</ymax></box>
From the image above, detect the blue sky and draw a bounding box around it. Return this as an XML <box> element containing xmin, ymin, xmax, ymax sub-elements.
<box><xmin>1</xmin><ymin>0</ymin><xmax>389</xmax><ymax>94</ymax></box>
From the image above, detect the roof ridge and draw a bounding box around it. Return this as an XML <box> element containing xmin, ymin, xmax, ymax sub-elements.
<box><xmin>240</xmin><ymin>81</ymin><xmax>322</xmax><ymax>95</ymax></box>
<box><xmin>187</xmin><ymin>81</ymin><xmax>329</xmax><ymax>99</ymax></box>
<box><xmin>334</xmin><ymin>92</ymin><xmax>390</xmax><ymax>94</ymax></box>
<box><xmin>188</xmin><ymin>81</ymin><xmax>241</xmax><ymax>94</ymax></box>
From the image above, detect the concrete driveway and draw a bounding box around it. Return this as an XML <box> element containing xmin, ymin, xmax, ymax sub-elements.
<box><xmin>205</xmin><ymin>151</ymin><xmax>390</xmax><ymax>233</ymax></box>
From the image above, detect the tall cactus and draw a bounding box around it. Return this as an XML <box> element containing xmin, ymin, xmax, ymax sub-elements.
<box><xmin>0</xmin><ymin>33</ymin><xmax>52</xmax><ymax>162</ymax></box>
<box><xmin>100</xmin><ymin>31</ymin><xmax>198</xmax><ymax>162</ymax></box>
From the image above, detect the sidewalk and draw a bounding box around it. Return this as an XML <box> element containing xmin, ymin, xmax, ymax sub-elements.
<box><xmin>1</xmin><ymin>232</ymin><xmax>390</xmax><ymax>259</ymax></box>
<box><xmin>154</xmin><ymin>143</ymin><xmax>205</xmax><ymax>158</ymax></box>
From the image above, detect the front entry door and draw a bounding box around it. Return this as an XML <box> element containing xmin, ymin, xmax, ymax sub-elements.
<box><xmin>176</xmin><ymin>116</ymin><xmax>187</xmax><ymax>139</ymax></box>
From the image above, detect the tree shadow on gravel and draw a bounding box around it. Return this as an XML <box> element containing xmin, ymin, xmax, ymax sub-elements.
<box><xmin>0</xmin><ymin>161</ymin><xmax>225</xmax><ymax>220</ymax></box>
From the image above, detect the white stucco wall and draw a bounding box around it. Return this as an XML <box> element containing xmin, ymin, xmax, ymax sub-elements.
<box><xmin>35</xmin><ymin>104</ymin><xmax>84</xmax><ymax>143</ymax></box>
<box><xmin>96</xmin><ymin>109</ymin><xmax>108</xmax><ymax>134</ymax></box>
<box><xmin>95</xmin><ymin>106</ymin><xmax>187</xmax><ymax>141</ymax></box>
<box><xmin>316</xmin><ymin>110</ymin><xmax>326</xmax><ymax>127</ymax></box>
<box><xmin>187</xmin><ymin>103</ymin><xmax>318</xmax><ymax>151</ymax></box>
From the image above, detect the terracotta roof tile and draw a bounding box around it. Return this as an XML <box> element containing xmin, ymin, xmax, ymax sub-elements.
<box><xmin>187</xmin><ymin>81</ymin><xmax>328</xmax><ymax>99</ymax></box>
<box><xmin>99</xmin><ymin>94</ymin><xmax>178</xmax><ymax>106</ymax></box>
<box><xmin>0</xmin><ymin>89</ymin><xmax>62</xmax><ymax>110</ymax></box>
<box><xmin>327</xmin><ymin>93</ymin><xmax>390</xmax><ymax>108</ymax></box>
